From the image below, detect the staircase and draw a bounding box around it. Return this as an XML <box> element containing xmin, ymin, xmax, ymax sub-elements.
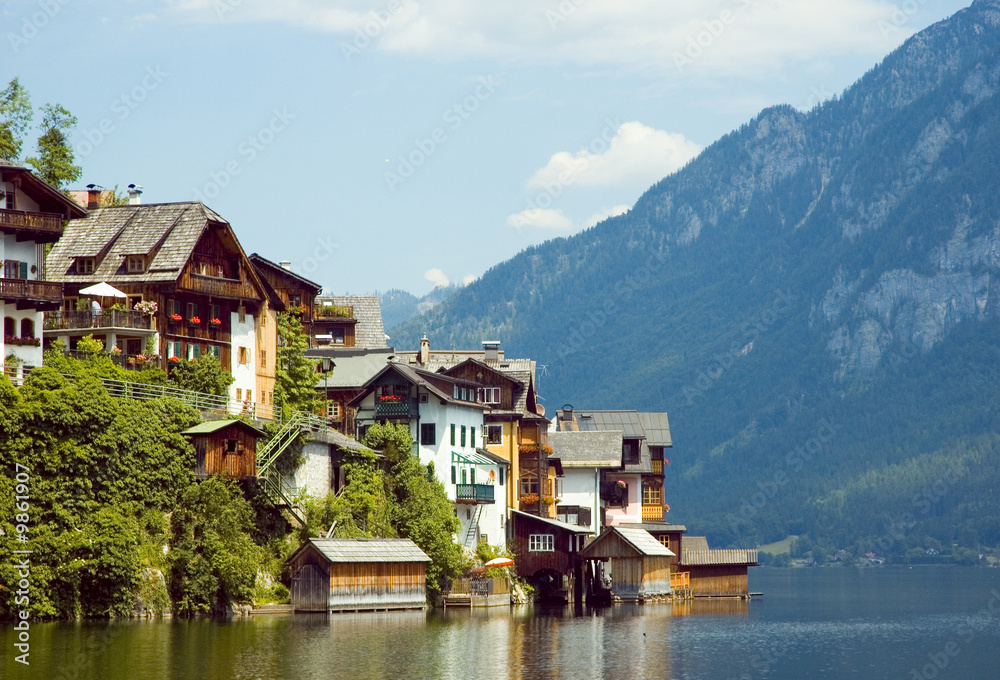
<box><xmin>462</xmin><ymin>505</ymin><xmax>483</xmax><ymax>549</ymax></box>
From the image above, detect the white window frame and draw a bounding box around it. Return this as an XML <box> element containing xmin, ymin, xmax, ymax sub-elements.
<box><xmin>481</xmin><ymin>387</ymin><xmax>501</xmax><ymax>404</ymax></box>
<box><xmin>529</xmin><ymin>534</ymin><xmax>554</xmax><ymax>552</ymax></box>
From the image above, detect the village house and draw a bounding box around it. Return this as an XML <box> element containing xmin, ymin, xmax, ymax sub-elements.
<box><xmin>45</xmin><ymin>195</ymin><xmax>280</xmax><ymax>413</ymax></box>
<box><xmin>312</xmin><ymin>294</ymin><xmax>387</xmax><ymax>349</ymax></box>
<box><xmin>546</xmin><ymin>430</ymin><xmax>623</xmax><ymax>533</ymax></box>
<box><xmin>394</xmin><ymin>338</ymin><xmax>558</xmax><ymax>521</ymax></box>
<box><xmin>348</xmin><ymin>361</ymin><xmax>508</xmax><ymax>550</ymax></box>
<box><xmin>579</xmin><ymin>525</ymin><xmax>675</xmax><ymax>603</ymax></box>
<box><xmin>248</xmin><ymin>253</ymin><xmax>321</xmax><ymax>338</ymax></box>
<box><xmin>181</xmin><ymin>419</ymin><xmax>266</xmax><ymax>480</ymax></box>
<box><xmin>307</xmin><ymin>346</ymin><xmax>395</xmax><ymax>435</ymax></box>
<box><xmin>509</xmin><ymin>509</ymin><xmax>593</xmax><ymax>603</ymax></box>
<box><xmin>678</xmin><ymin>536</ymin><xmax>758</xmax><ymax>598</ymax></box>
<box><xmin>1</xmin><ymin>159</ymin><xmax>87</xmax><ymax>380</ymax></box>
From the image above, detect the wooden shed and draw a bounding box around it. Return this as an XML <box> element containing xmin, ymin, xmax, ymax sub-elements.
<box><xmin>680</xmin><ymin>539</ymin><xmax>758</xmax><ymax>598</ymax></box>
<box><xmin>182</xmin><ymin>419</ymin><xmax>265</xmax><ymax>479</ymax></box>
<box><xmin>510</xmin><ymin>509</ymin><xmax>592</xmax><ymax>602</ymax></box>
<box><xmin>288</xmin><ymin>538</ymin><xmax>432</xmax><ymax>613</ymax></box>
<box><xmin>580</xmin><ymin>526</ymin><xmax>675</xmax><ymax>602</ymax></box>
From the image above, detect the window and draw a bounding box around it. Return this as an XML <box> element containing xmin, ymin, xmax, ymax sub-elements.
<box><xmin>332</xmin><ymin>328</ymin><xmax>345</xmax><ymax>344</ymax></box>
<box><xmin>126</xmin><ymin>255</ymin><xmax>145</xmax><ymax>273</ymax></box>
<box><xmin>451</xmin><ymin>466</ymin><xmax>456</xmax><ymax>484</ymax></box>
<box><xmin>453</xmin><ymin>385</ymin><xmax>459</xmax><ymax>399</ymax></box>
<box><xmin>238</xmin><ymin>347</ymin><xmax>248</xmax><ymax>364</ymax></box>
<box><xmin>420</xmin><ymin>423</ymin><xmax>436</xmax><ymax>445</ymax></box>
<box><xmin>556</xmin><ymin>505</ymin><xmax>579</xmax><ymax>525</ymax></box>
<box><xmin>555</xmin><ymin>477</ymin><xmax>564</xmax><ymax>498</ymax></box>
<box><xmin>186</xmin><ymin>302</ymin><xmax>198</xmax><ymax>320</ymax></box>
<box><xmin>261</xmin><ymin>392</ymin><xmax>267</xmax><ymax>405</ymax></box>
<box><xmin>260</xmin><ymin>350</ymin><xmax>266</xmax><ymax>369</ymax></box>
<box><xmin>460</xmin><ymin>425</ymin><xmax>466</xmax><ymax>447</ymax></box>
<box><xmin>188</xmin><ymin>344</ymin><xmax>200</xmax><ymax>360</ymax></box>
<box><xmin>4</xmin><ymin>260</ymin><xmax>26</xmax><ymax>279</ymax></box>
<box><xmin>480</xmin><ymin>387</ymin><xmax>500</xmax><ymax>404</ymax></box>
<box><xmin>643</xmin><ymin>483</ymin><xmax>662</xmax><ymax>507</ymax></box>
<box><xmin>236</xmin><ymin>388</ymin><xmax>242</xmax><ymax>401</ymax></box>
<box><xmin>76</xmin><ymin>258</ymin><xmax>95</xmax><ymax>274</ymax></box>
<box><xmin>461</xmin><ymin>468</ymin><xmax>468</xmax><ymax>484</ymax></box>
<box><xmin>529</xmin><ymin>534</ymin><xmax>554</xmax><ymax>552</ymax></box>
<box><xmin>289</xmin><ymin>294</ymin><xmax>301</xmax><ymax>307</ymax></box>
<box><xmin>327</xmin><ymin>402</ymin><xmax>341</xmax><ymax>419</ymax></box>
<box><xmin>498</xmin><ymin>467</ymin><xmax>505</xmax><ymax>485</ymax></box>
<box><xmin>4</xmin><ymin>316</ymin><xmax>14</xmax><ymax>337</ymax></box>
<box><xmin>238</xmin><ymin>305</ymin><xmax>246</xmax><ymax>323</ymax></box>
<box><xmin>246</xmin><ymin>390</ymin><xmax>252</xmax><ymax>402</ymax></box>
<box><xmin>225</xmin><ymin>439</ymin><xmax>238</xmax><ymax>454</ymax></box>
<box><xmin>20</xmin><ymin>318</ymin><xmax>33</xmax><ymax>339</ymax></box>
<box><xmin>471</xmin><ymin>427</ymin><xmax>476</xmax><ymax>447</ymax></box>
<box><xmin>450</xmin><ymin>424</ymin><xmax>456</xmax><ymax>446</ymax></box>
<box><xmin>210</xmin><ymin>345</ymin><xmax>221</xmax><ymax>359</ymax></box>
<box><xmin>521</xmin><ymin>477</ymin><xmax>539</xmax><ymax>496</ymax></box>
<box><xmin>487</xmin><ymin>425</ymin><xmax>502</xmax><ymax>445</ymax></box>
<box><xmin>623</xmin><ymin>441</ymin><xmax>640</xmax><ymax>465</ymax></box>
<box><xmin>168</xmin><ymin>341</ymin><xmax>182</xmax><ymax>360</ymax></box>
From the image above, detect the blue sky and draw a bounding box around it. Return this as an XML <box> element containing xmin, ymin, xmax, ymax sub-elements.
<box><xmin>2</xmin><ymin>0</ymin><xmax>971</xmax><ymax>295</ymax></box>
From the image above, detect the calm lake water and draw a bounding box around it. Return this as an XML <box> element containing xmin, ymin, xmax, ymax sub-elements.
<box><xmin>3</xmin><ymin>567</ymin><xmax>999</xmax><ymax>680</ymax></box>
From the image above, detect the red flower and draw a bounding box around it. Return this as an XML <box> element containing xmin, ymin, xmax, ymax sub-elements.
<box><xmin>169</xmin><ymin>356</ymin><xmax>180</xmax><ymax>362</ymax></box>
<box><xmin>209</xmin><ymin>317</ymin><xmax>222</xmax><ymax>325</ymax></box>
<box><xmin>170</xmin><ymin>313</ymin><xmax>182</xmax><ymax>322</ymax></box>
<box><xmin>189</xmin><ymin>316</ymin><xmax>201</xmax><ymax>324</ymax></box>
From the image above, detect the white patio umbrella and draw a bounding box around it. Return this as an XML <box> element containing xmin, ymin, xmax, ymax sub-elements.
<box><xmin>78</xmin><ymin>282</ymin><xmax>128</xmax><ymax>298</ymax></box>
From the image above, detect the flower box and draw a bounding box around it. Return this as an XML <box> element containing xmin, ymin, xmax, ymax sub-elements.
<box><xmin>188</xmin><ymin>316</ymin><xmax>201</xmax><ymax>326</ymax></box>
<box><xmin>169</xmin><ymin>313</ymin><xmax>182</xmax><ymax>323</ymax></box>
<box><xmin>209</xmin><ymin>318</ymin><xmax>222</xmax><ymax>327</ymax></box>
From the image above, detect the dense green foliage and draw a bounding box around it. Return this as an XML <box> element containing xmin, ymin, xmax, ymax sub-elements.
<box><xmin>168</xmin><ymin>354</ymin><xmax>235</xmax><ymax>397</ymax></box>
<box><xmin>275</xmin><ymin>311</ymin><xmax>319</xmax><ymax>414</ymax></box>
<box><xmin>298</xmin><ymin>423</ymin><xmax>466</xmax><ymax>594</ymax></box>
<box><xmin>390</xmin><ymin>4</ymin><xmax>1000</xmax><ymax>561</ymax></box>
<box><xmin>0</xmin><ymin>77</ymin><xmax>32</xmax><ymax>161</ymax></box>
<box><xmin>25</xmin><ymin>103</ymin><xmax>81</xmax><ymax>189</ymax></box>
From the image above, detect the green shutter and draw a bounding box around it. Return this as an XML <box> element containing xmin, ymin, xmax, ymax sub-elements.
<box><xmin>20</xmin><ymin>262</ymin><xmax>28</xmax><ymax>280</ymax></box>
<box><xmin>471</xmin><ymin>427</ymin><xmax>476</xmax><ymax>446</ymax></box>
<box><xmin>451</xmin><ymin>424</ymin><xmax>456</xmax><ymax>445</ymax></box>
<box><xmin>461</xmin><ymin>426</ymin><xmax>466</xmax><ymax>447</ymax></box>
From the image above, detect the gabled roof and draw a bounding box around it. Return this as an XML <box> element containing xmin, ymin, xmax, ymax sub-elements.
<box><xmin>681</xmin><ymin>549</ymin><xmax>758</xmax><ymax>567</ymax></box>
<box><xmin>348</xmin><ymin>362</ymin><xmax>487</xmax><ymax>410</ymax></box>
<box><xmin>576</xmin><ymin>411</ymin><xmax>646</xmax><ymax>439</ymax></box>
<box><xmin>315</xmin><ymin>295</ymin><xmax>387</xmax><ymax>349</ymax></box>
<box><xmin>181</xmin><ymin>419</ymin><xmax>267</xmax><ymax>438</ymax></box>
<box><xmin>293</xmin><ymin>537</ymin><xmax>431</xmax><ymax>564</ymax></box>
<box><xmin>0</xmin><ymin>159</ymin><xmax>88</xmax><ymax>219</ymax></box>
<box><xmin>682</xmin><ymin>536</ymin><xmax>710</xmax><ymax>551</ymax></box>
<box><xmin>46</xmin><ymin>202</ymin><xmax>242</xmax><ymax>284</ymax></box>
<box><xmin>580</xmin><ymin>526</ymin><xmax>676</xmax><ymax>558</ymax></box>
<box><xmin>311</xmin><ymin>349</ymin><xmax>394</xmax><ymax>389</ymax></box>
<box><xmin>548</xmin><ymin>431</ymin><xmax>623</xmax><ymax>468</ymax></box>
<box><xmin>249</xmin><ymin>253</ymin><xmax>322</xmax><ymax>294</ymax></box>
<box><xmin>441</xmin><ymin>358</ymin><xmax>522</xmax><ymax>387</ymax></box>
<box><xmin>510</xmin><ymin>509</ymin><xmax>594</xmax><ymax>534</ymax></box>
<box><xmin>636</xmin><ymin>412</ymin><xmax>673</xmax><ymax>447</ymax></box>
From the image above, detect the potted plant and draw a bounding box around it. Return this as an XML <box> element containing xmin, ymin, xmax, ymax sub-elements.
<box><xmin>169</xmin><ymin>313</ymin><xmax>182</xmax><ymax>324</ymax></box>
<box><xmin>519</xmin><ymin>492</ymin><xmax>540</xmax><ymax>505</ymax></box>
<box><xmin>134</xmin><ymin>300</ymin><xmax>158</xmax><ymax>316</ymax></box>
<box><xmin>188</xmin><ymin>315</ymin><xmax>201</xmax><ymax>327</ymax></box>
<box><xmin>209</xmin><ymin>317</ymin><xmax>222</xmax><ymax>327</ymax></box>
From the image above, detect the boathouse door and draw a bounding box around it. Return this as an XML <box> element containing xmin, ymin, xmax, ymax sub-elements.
<box><xmin>292</xmin><ymin>564</ymin><xmax>329</xmax><ymax>612</ymax></box>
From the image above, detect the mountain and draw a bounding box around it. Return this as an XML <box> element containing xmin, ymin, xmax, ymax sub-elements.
<box><xmin>380</xmin><ymin>285</ymin><xmax>463</xmax><ymax>334</ymax></box>
<box><xmin>391</xmin><ymin>1</ymin><xmax>1000</xmax><ymax>559</ymax></box>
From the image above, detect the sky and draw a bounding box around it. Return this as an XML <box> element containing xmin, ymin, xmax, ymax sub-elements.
<box><xmin>2</xmin><ymin>0</ymin><xmax>972</xmax><ymax>296</ymax></box>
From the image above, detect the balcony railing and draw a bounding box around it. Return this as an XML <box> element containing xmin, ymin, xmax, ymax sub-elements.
<box><xmin>44</xmin><ymin>310</ymin><xmax>155</xmax><ymax>332</ymax></box>
<box><xmin>179</xmin><ymin>273</ymin><xmax>256</xmax><ymax>300</ymax></box>
<box><xmin>0</xmin><ymin>209</ymin><xmax>63</xmax><ymax>236</ymax></box>
<box><xmin>455</xmin><ymin>484</ymin><xmax>495</xmax><ymax>504</ymax></box>
<box><xmin>374</xmin><ymin>398</ymin><xmax>418</xmax><ymax>418</ymax></box>
<box><xmin>670</xmin><ymin>571</ymin><xmax>690</xmax><ymax>589</ymax></box>
<box><xmin>315</xmin><ymin>304</ymin><xmax>354</xmax><ymax>319</ymax></box>
<box><xmin>0</xmin><ymin>278</ymin><xmax>63</xmax><ymax>304</ymax></box>
<box><xmin>642</xmin><ymin>505</ymin><xmax>664</xmax><ymax>521</ymax></box>
<box><xmin>651</xmin><ymin>460</ymin><xmax>663</xmax><ymax>475</ymax></box>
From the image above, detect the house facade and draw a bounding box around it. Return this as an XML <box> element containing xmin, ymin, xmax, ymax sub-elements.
<box><xmin>307</xmin><ymin>346</ymin><xmax>394</xmax><ymax>436</ymax></box>
<box><xmin>0</xmin><ymin>159</ymin><xmax>87</xmax><ymax>379</ymax></box>
<box><xmin>45</xmin><ymin>201</ymin><xmax>279</xmax><ymax>411</ymax></box>
<box><xmin>312</xmin><ymin>295</ymin><xmax>387</xmax><ymax>349</ymax></box>
<box><xmin>349</xmin><ymin>362</ymin><xmax>507</xmax><ymax>549</ymax></box>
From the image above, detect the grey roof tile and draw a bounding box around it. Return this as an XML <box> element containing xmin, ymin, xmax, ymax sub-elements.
<box><xmin>316</xmin><ymin>295</ymin><xmax>387</xmax><ymax>349</ymax></box>
<box><xmin>549</xmin><ymin>431</ymin><xmax>622</xmax><ymax>467</ymax></box>
<box><xmin>306</xmin><ymin>538</ymin><xmax>431</xmax><ymax>563</ymax></box>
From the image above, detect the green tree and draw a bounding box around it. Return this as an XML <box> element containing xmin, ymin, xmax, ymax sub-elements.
<box><xmin>0</xmin><ymin>77</ymin><xmax>32</xmax><ymax>161</ymax></box>
<box><xmin>275</xmin><ymin>311</ymin><xmax>319</xmax><ymax>414</ymax></box>
<box><xmin>26</xmin><ymin>103</ymin><xmax>81</xmax><ymax>189</ymax></box>
<box><xmin>168</xmin><ymin>355</ymin><xmax>234</xmax><ymax>397</ymax></box>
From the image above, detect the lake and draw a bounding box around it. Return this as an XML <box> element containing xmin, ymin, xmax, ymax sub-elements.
<box><xmin>3</xmin><ymin>567</ymin><xmax>999</xmax><ymax>680</ymax></box>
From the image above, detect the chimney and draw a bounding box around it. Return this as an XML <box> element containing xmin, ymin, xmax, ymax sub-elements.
<box><xmin>86</xmin><ymin>183</ymin><xmax>103</xmax><ymax>210</ymax></box>
<box><xmin>127</xmin><ymin>184</ymin><xmax>143</xmax><ymax>205</ymax></box>
<box><xmin>483</xmin><ymin>340</ymin><xmax>500</xmax><ymax>362</ymax></box>
<box><xmin>419</xmin><ymin>335</ymin><xmax>430</xmax><ymax>365</ymax></box>
<box><xmin>279</xmin><ymin>260</ymin><xmax>292</xmax><ymax>271</ymax></box>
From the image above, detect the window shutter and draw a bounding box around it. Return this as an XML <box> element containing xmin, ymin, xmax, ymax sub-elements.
<box><xmin>579</xmin><ymin>507</ymin><xmax>592</xmax><ymax>527</ymax></box>
<box><xmin>19</xmin><ymin>262</ymin><xmax>28</xmax><ymax>279</ymax></box>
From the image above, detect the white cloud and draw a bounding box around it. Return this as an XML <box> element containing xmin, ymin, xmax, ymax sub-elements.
<box><xmin>506</xmin><ymin>208</ymin><xmax>573</xmax><ymax>231</ymax></box>
<box><xmin>527</xmin><ymin>121</ymin><xmax>701</xmax><ymax>191</ymax></box>
<box><xmin>167</xmin><ymin>0</ymin><xmax>909</xmax><ymax>76</ymax></box>
<box><xmin>423</xmin><ymin>267</ymin><xmax>450</xmax><ymax>288</ymax></box>
<box><xmin>461</xmin><ymin>274</ymin><xmax>477</xmax><ymax>286</ymax></box>
<box><xmin>585</xmin><ymin>205</ymin><xmax>630</xmax><ymax>228</ymax></box>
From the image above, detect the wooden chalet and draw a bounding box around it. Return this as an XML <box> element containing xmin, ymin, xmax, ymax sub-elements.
<box><xmin>45</xmin><ymin>201</ymin><xmax>280</xmax><ymax>411</ymax></box>
<box><xmin>579</xmin><ymin>526</ymin><xmax>675</xmax><ymax>603</ymax></box>
<box><xmin>182</xmin><ymin>419</ymin><xmax>265</xmax><ymax>480</ymax></box>
<box><xmin>510</xmin><ymin>509</ymin><xmax>592</xmax><ymax>602</ymax></box>
<box><xmin>288</xmin><ymin>538</ymin><xmax>431</xmax><ymax>613</ymax></box>
<box><xmin>679</xmin><ymin>536</ymin><xmax>758</xmax><ymax>598</ymax></box>
<box><xmin>306</xmin><ymin>347</ymin><xmax>394</xmax><ymax>435</ymax></box>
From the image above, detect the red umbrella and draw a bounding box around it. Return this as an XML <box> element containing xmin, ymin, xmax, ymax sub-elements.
<box><xmin>484</xmin><ymin>557</ymin><xmax>515</xmax><ymax>568</ymax></box>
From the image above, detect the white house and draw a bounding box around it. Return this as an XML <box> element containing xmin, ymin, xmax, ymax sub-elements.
<box><xmin>1</xmin><ymin>159</ymin><xmax>87</xmax><ymax>379</ymax></box>
<box><xmin>548</xmin><ymin>430</ymin><xmax>624</xmax><ymax>533</ymax></box>
<box><xmin>349</xmin><ymin>362</ymin><xmax>508</xmax><ymax>549</ymax></box>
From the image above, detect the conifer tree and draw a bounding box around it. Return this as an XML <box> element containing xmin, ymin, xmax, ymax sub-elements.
<box><xmin>26</xmin><ymin>103</ymin><xmax>81</xmax><ymax>189</ymax></box>
<box><xmin>0</xmin><ymin>77</ymin><xmax>32</xmax><ymax>161</ymax></box>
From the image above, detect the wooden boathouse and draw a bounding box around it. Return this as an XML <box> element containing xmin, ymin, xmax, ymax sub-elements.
<box><xmin>680</xmin><ymin>536</ymin><xmax>758</xmax><ymax>598</ymax></box>
<box><xmin>182</xmin><ymin>419</ymin><xmax>265</xmax><ymax>479</ymax></box>
<box><xmin>579</xmin><ymin>526</ymin><xmax>675</xmax><ymax>602</ymax></box>
<box><xmin>288</xmin><ymin>538</ymin><xmax>432</xmax><ymax>613</ymax></box>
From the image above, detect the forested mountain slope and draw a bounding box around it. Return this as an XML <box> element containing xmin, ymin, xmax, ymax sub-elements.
<box><xmin>393</xmin><ymin>1</ymin><xmax>1000</xmax><ymax>558</ymax></box>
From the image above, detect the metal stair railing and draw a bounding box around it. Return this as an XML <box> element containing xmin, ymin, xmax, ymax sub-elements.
<box><xmin>463</xmin><ymin>505</ymin><xmax>483</xmax><ymax>549</ymax></box>
<box><xmin>259</xmin><ymin>469</ymin><xmax>305</xmax><ymax>525</ymax></box>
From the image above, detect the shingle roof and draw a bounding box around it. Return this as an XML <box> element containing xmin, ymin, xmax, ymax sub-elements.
<box><xmin>47</xmin><ymin>202</ymin><xmax>225</xmax><ymax>284</ymax></box>
<box><xmin>249</xmin><ymin>253</ymin><xmax>322</xmax><ymax>293</ymax></box>
<box><xmin>310</xmin><ymin>428</ymin><xmax>369</xmax><ymax>453</ymax></box>
<box><xmin>682</xmin><ymin>536</ymin><xmax>710</xmax><ymax>551</ymax></box>
<box><xmin>315</xmin><ymin>295</ymin><xmax>386</xmax><ymax>349</ymax></box>
<box><xmin>181</xmin><ymin>419</ymin><xmax>266</xmax><ymax>437</ymax></box>
<box><xmin>549</xmin><ymin>431</ymin><xmax>623</xmax><ymax>467</ymax></box>
<box><xmin>681</xmin><ymin>549</ymin><xmax>758</xmax><ymax>566</ymax></box>
<box><xmin>580</xmin><ymin>526</ymin><xmax>676</xmax><ymax>558</ymax></box>
<box><xmin>303</xmin><ymin>538</ymin><xmax>431</xmax><ymax>563</ymax></box>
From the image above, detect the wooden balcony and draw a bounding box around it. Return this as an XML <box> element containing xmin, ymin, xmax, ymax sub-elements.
<box><xmin>0</xmin><ymin>278</ymin><xmax>63</xmax><ymax>305</ymax></box>
<box><xmin>651</xmin><ymin>460</ymin><xmax>663</xmax><ymax>475</ymax></box>
<box><xmin>670</xmin><ymin>571</ymin><xmax>690</xmax><ymax>589</ymax></box>
<box><xmin>178</xmin><ymin>272</ymin><xmax>259</xmax><ymax>301</ymax></box>
<box><xmin>455</xmin><ymin>483</ymin><xmax>495</xmax><ymax>504</ymax></box>
<box><xmin>0</xmin><ymin>209</ymin><xmax>64</xmax><ymax>238</ymax></box>
<box><xmin>315</xmin><ymin>304</ymin><xmax>354</xmax><ymax>320</ymax></box>
<box><xmin>44</xmin><ymin>310</ymin><xmax>154</xmax><ymax>333</ymax></box>
<box><xmin>642</xmin><ymin>505</ymin><xmax>664</xmax><ymax>522</ymax></box>
<box><xmin>374</xmin><ymin>398</ymin><xmax>418</xmax><ymax>418</ymax></box>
